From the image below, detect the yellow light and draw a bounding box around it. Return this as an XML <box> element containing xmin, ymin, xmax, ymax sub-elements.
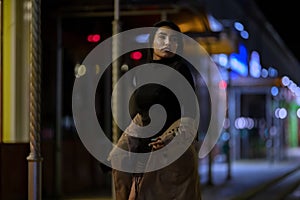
<box><xmin>2</xmin><ymin>0</ymin><xmax>14</xmax><ymax>142</ymax></box>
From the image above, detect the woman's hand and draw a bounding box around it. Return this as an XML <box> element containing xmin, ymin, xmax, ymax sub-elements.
<box><xmin>148</xmin><ymin>138</ymin><xmax>165</xmax><ymax>150</ymax></box>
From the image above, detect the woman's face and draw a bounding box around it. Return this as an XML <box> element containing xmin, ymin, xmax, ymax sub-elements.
<box><xmin>152</xmin><ymin>26</ymin><xmax>179</xmax><ymax>60</ymax></box>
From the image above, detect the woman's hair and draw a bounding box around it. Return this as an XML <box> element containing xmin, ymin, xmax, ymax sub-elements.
<box><xmin>147</xmin><ymin>20</ymin><xmax>184</xmax><ymax>61</ymax></box>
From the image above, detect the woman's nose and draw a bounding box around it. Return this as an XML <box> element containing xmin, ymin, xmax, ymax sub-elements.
<box><xmin>164</xmin><ymin>37</ymin><xmax>171</xmax><ymax>45</ymax></box>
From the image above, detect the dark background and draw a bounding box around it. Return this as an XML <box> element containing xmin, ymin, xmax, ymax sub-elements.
<box><xmin>254</xmin><ymin>0</ymin><xmax>300</xmax><ymax>62</ymax></box>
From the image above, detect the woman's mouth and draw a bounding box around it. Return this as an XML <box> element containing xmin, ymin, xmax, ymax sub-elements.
<box><xmin>161</xmin><ymin>48</ymin><xmax>171</xmax><ymax>52</ymax></box>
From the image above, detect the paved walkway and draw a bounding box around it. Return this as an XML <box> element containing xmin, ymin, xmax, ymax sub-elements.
<box><xmin>201</xmin><ymin>158</ymin><xmax>300</xmax><ymax>200</ymax></box>
<box><xmin>62</xmin><ymin>148</ymin><xmax>300</xmax><ymax>200</ymax></box>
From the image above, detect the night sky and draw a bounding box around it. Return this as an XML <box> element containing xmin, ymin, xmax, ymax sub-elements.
<box><xmin>254</xmin><ymin>0</ymin><xmax>300</xmax><ymax>62</ymax></box>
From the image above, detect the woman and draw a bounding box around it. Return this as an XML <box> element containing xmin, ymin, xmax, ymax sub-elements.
<box><xmin>111</xmin><ymin>20</ymin><xmax>202</xmax><ymax>200</ymax></box>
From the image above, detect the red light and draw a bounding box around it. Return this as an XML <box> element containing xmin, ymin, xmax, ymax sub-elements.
<box><xmin>130</xmin><ymin>51</ymin><xmax>143</xmax><ymax>60</ymax></box>
<box><xmin>87</xmin><ymin>34</ymin><xmax>101</xmax><ymax>43</ymax></box>
<box><xmin>92</xmin><ymin>34</ymin><xmax>100</xmax><ymax>42</ymax></box>
<box><xmin>219</xmin><ymin>80</ymin><xmax>227</xmax><ymax>89</ymax></box>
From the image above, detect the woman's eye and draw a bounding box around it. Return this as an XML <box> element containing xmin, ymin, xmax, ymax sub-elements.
<box><xmin>158</xmin><ymin>35</ymin><xmax>166</xmax><ymax>40</ymax></box>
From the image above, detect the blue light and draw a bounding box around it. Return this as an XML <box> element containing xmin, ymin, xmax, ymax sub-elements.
<box><xmin>229</xmin><ymin>43</ymin><xmax>248</xmax><ymax>76</ymax></box>
<box><xmin>135</xmin><ymin>34</ymin><xmax>149</xmax><ymax>43</ymax></box>
<box><xmin>234</xmin><ymin>21</ymin><xmax>244</xmax><ymax>31</ymax></box>
<box><xmin>271</xmin><ymin>86</ymin><xmax>279</xmax><ymax>96</ymax></box>
<box><xmin>249</xmin><ymin>51</ymin><xmax>261</xmax><ymax>78</ymax></box>
<box><xmin>208</xmin><ymin>14</ymin><xmax>223</xmax><ymax>32</ymax></box>
<box><xmin>268</xmin><ymin>67</ymin><xmax>278</xmax><ymax>77</ymax></box>
<box><xmin>240</xmin><ymin>30</ymin><xmax>249</xmax><ymax>39</ymax></box>
<box><xmin>219</xmin><ymin>54</ymin><xmax>228</xmax><ymax>68</ymax></box>
<box><xmin>261</xmin><ymin>68</ymin><xmax>268</xmax><ymax>78</ymax></box>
